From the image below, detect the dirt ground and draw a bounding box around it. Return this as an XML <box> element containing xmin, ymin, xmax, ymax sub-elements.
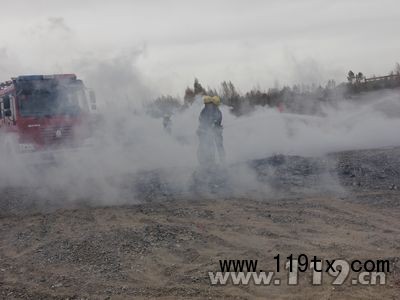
<box><xmin>0</xmin><ymin>192</ymin><xmax>399</xmax><ymax>299</ymax></box>
<box><xmin>1</xmin><ymin>148</ymin><xmax>400</xmax><ymax>299</ymax></box>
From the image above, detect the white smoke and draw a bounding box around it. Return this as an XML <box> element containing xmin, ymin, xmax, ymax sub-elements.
<box><xmin>1</xmin><ymin>32</ymin><xmax>400</xmax><ymax>210</ymax></box>
<box><xmin>1</xmin><ymin>85</ymin><xmax>400</xmax><ymax>209</ymax></box>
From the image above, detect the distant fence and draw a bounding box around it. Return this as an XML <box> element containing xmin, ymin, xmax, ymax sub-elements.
<box><xmin>364</xmin><ymin>74</ymin><xmax>400</xmax><ymax>83</ymax></box>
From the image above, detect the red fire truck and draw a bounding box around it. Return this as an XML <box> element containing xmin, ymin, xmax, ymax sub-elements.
<box><xmin>0</xmin><ymin>74</ymin><xmax>97</xmax><ymax>157</ymax></box>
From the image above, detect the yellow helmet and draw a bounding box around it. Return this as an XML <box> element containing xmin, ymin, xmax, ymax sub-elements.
<box><xmin>212</xmin><ymin>96</ymin><xmax>221</xmax><ymax>106</ymax></box>
<box><xmin>203</xmin><ymin>95</ymin><xmax>213</xmax><ymax>104</ymax></box>
<box><xmin>203</xmin><ymin>95</ymin><xmax>221</xmax><ymax>106</ymax></box>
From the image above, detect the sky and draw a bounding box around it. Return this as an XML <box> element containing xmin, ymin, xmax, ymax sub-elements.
<box><xmin>0</xmin><ymin>0</ymin><xmax>399</xmax><ymax>98</ymax></box>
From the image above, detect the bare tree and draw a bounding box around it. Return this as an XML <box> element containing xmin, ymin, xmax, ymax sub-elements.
<box><xmin>355</xmin><ymin>72</ymin><xmax>364</xmax><ymax>84</ymax></box>
<box><xmin>347</xmin><ymin>70</ymin><xmax>355</xmax><ymax>84</ymax></box>
<box><xmin>194</xmin><ymin>78</ymin><xmax>206</xmax><ymax>95</ymax></box>
<box><xmin>184</xmin><ymin>87</ymin><xmax>195</xmax><ymax>105</ymax></box>
<box><xmin>220</xmin><ymin>81</ymin><xmax>241</xmax><ymax>113</ymax></box>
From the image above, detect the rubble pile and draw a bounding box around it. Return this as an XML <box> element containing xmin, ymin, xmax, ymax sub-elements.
<box><xmin>1</xmin><ymin>147</ymin><xmax>400</xmax><ymax>216</ymax></box>
<box><xmin>334</xmin><ymin>147</ymin><xmax>400</xmax><ymax>190</ymax></box>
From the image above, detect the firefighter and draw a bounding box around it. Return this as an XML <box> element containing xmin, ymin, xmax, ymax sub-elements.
<box><xmin>163</xmin><ymin>114</ymin><xmax>172</xmax><ymax>134</ymax></box>
<box><xmin>197</xmin><ymin>95</ymin><xmax>225</xmax><ymax>167</ymax></box>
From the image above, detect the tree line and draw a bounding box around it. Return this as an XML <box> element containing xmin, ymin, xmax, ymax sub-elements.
<box><xmin>147</xmin><ymin>63</ymin><xmax>400</xmax><ymax>117</ymax></box>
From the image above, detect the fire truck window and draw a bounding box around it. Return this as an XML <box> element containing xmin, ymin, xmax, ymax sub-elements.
<box><xmin>19</xmin><ymin>86</ymin><xmax>82</xmax><ymax>117</ymax></box>
<box><xmin>3</xmin><ymin>96</ymin><xmax>11</xmax><ymax>110</ymax></box>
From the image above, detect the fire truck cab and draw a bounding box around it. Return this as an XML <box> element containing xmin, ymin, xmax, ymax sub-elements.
<box><xmin>0</xmin><ymin>74</ymin><xmax>96</xmax><ymax>155</ymax></box>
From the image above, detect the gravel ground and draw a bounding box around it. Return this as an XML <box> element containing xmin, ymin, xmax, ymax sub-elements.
<box><xmin>0</xmin><ymin>147</ymin><xmax>399</xmax><ymax>299</ymax></box>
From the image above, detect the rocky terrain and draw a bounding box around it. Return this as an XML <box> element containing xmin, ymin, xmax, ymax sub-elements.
<box><xmin>0</xmin><ymin>147</ymin><xmax>400</xmax><ymax>299</ymax></box>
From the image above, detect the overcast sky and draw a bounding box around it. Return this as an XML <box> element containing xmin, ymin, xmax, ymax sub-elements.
<box><xmin>0</xmin><ymin>0</ymin><xmax>399</xmax><ymax>97</ymax></box>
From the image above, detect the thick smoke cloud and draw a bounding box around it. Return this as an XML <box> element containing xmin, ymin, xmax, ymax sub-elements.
<box><xmin>1</xmin><ymin>83</ymin><xmax>399</xmax><ymax>209</ymax></box>
<box><xmin>74</xmin><ymin>49</ymin><xmax>154</xmax><ymax>110</ymax></box>
<box><xmin>1</xmin><ymin>10</ymin><xmax>400</xmax><ymax>210</ymax></box>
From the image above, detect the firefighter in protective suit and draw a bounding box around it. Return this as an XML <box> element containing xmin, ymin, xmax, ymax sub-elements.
<box><xmin>163</xmin><ymin>114</ymin><xmax>172</xmax><ymax>134</ymax></box>
<box><xmin>197</xmin><ymin>96</ymin><xmax>226</xmax><ymax>167</ymax></box>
